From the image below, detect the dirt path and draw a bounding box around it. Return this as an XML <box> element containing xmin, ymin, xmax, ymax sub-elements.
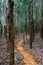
<box><xmin>16</xmin><ymin>36</ymin><xmax>38</xmax><ymax>65</ymax></box>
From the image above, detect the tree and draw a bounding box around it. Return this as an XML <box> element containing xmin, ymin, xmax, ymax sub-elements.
<box><xmin>29</xmin><ymin>0</ymin><xmax>35</xmax><ymax>49</ymax></box>
<box><xmin>40</xmin><ymin>0</ymin><xmax>43</xmax><ymax>40</ymax></box>
<box><xmin>7</xmin><ymin>0</ymin><xmax>14</xmax><ymax>65</ymax></box>
<box><xmin>4</xmin><ymin>25</ymin><xmax>7</xmax><ymax>38</ymax></box>
<box><xmin>0</xmin><ymin>21</ymin><xmax>3</xmax><ymax>36</ymax></box>
<box><xmin>0</xmin><ymin>2</ymin><xmax>3</xmax><ymax>36</ymax></box>
<box><xmin>24</xmin><ymin>18</ymin><xmax>27</xmax><ymax>40</ymax></box>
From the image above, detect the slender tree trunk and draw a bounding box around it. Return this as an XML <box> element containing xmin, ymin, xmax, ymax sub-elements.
<box><xmin>29</xmin><ymin>0</ymin><xmax>35</xmax><ymax>49</ymax></box>
<box><xmin>0</xmin><ymin>21</ymin><xmax>2</xmax><ymax>37</ymax></box>
<box><xmin>0</xmin><ymin>2</ymin><xmax>2</xmax><ymax>37</ymax></box>
<box><xmin>21</xmin><ymin>22</ymin><xmax>25</xmax><ymax>45</ymax></box>
<box><xmin>8</xmin><ymin>0</ymin><xmax>14</xmax><ymax>65</ymax></box>
<box><xmin>40</xmin><ymin>0</ymin><xmax>43</xmax><ymax>40</ymax></box>
<box><xmin>25</xmin><ymin>17</ymin><xmax>27</xmax><ymax>40</ymax></box>
<box><xmin>23</xmin><ymin>33</ymin><xmax>25</xmax><ymax>45</ymax></box>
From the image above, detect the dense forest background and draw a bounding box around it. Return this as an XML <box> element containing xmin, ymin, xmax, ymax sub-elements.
<box><xmin>0</xmin><ymin>0</ymin><xmax>41</xmax><ymax>33</ymax></box>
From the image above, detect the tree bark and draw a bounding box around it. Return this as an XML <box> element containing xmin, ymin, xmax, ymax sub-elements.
<box><xmin>8</xmin><ymin>0</ymin><xmax>14</xmax><ymax>65</ymax></box>
<box><xmin>29</xmin><ymin>0</ymin><xmax>35</xmax><ymax>49</ymax></box>
<box><xmin>40</xmin><ymin>0</ymin><xmax>43</xmax><ymax>40</ymax></box>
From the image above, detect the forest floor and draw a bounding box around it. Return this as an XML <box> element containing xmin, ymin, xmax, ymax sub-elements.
<box><xmin>15</xmin><ymin>33</ymin><xmax>43</xmax><ymax>65</ymax></box>
<box><xmin>0</xmin><ymin>34</ymin><xmax>43</xmax><ymax>65</ymax></box>
<box><xmin>16</xmin><ymin>37</ymin><xmax>38</xmax><ymax>65</ymax></box>
<box><xmin>23</xmin><ymin>34</ymin><xmax>43</xmax><ymax>65</ymax></box>
<box><xmin>0</xmin><ymin>35</ymin><xmax>9</xmax><ymax>65</ymax></box>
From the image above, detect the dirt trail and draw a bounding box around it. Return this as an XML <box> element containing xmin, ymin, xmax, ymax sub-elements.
<box><xmin>16</xmin><ymin>36</ymin><xmax>38</xmax><ymax>65</ymax></box>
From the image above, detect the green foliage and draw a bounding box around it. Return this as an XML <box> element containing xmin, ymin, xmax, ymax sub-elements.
<box><xmin>1</xmin><ymin>0</ymin><xmax>41</xmax><ymax>33</ymax></box>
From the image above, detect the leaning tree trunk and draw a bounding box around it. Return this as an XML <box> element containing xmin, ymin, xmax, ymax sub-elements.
<box><xmin>40</xmin><ymin>0</ymin><xmax>43</xmax><ymax>40</ymax></box>
<box><xmin>8</xmin><ymin>0</ymin><xmax>14</xmax><ymax>65</ymax></box>
<box><xmin>29</xmin><ymin>0</ymin><xmax>35</xmax><ymax>49</ymax></box>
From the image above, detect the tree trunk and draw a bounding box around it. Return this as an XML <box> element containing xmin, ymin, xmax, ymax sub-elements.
<box><xmin>40</xmin><ymin>0</ymin><xmax>43</xmax><ymax>40</ymax></box>
<box><xmin>8</xmin><ymin>0</ymin><xmax>14</xmax><ymax>65</ymax></box>
<box><xmin>29</xmin><ymin>0</ymin><xmax>35</xmax><ymax>49</ymax></box>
